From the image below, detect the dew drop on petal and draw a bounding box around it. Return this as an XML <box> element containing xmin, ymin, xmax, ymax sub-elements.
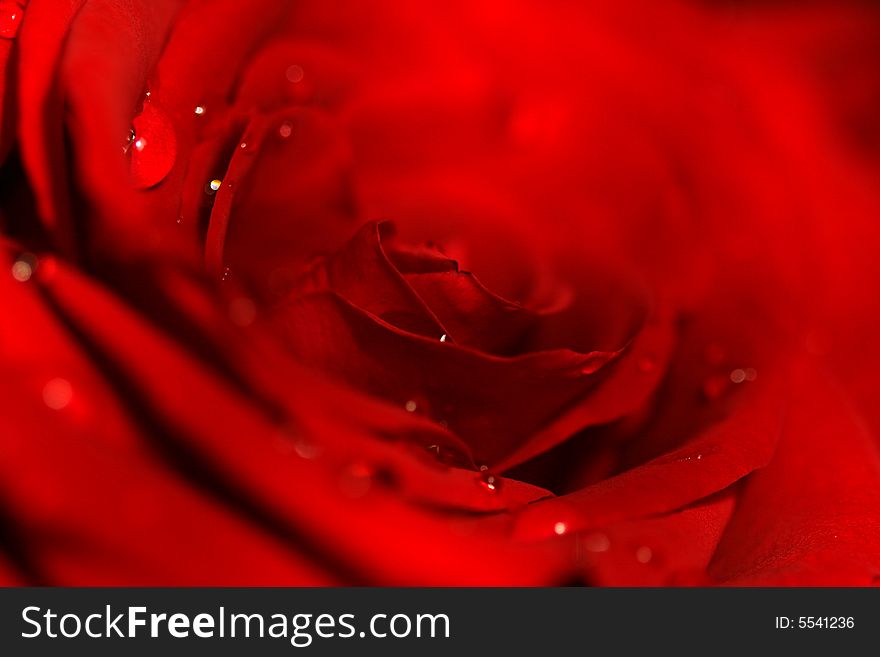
<box><xmin>279</xmin><ymin>121</ymin><xmax>293</xmax><ymax>138</ymax></box>
<box><xmin>206</xmin><ymin>178</ymin><xmax>222</xmax><ymax>194</ymax></box>
<box><xmin>122</xmin><ymin>127</ymin><xmax>137</xmax><ymax>154</ymax></box>
<box><xmin>635</xmin><ymin>546</ymin><xmax>653</xmax><ymax>563</ymax></box>
<box><xmin>477</xmin><ymin>471</ymin><xmax>502</xmax><ymax>493</ymax></box>
<box><xmin>285</xmin><ymin>64</ymin><xmax>305</xmax><ymax>83</ymax></box>
<box><xmin>130</xmin><ymin>101</ymin><xmax>177</xmax><ymax>189</ymax></box>
<box><xmin>439</xmin><ymin>333</ymin><xmax>447</xmax><ymax>343</ymax></box>
<box><xmin>554</xmin><ymin>522</ymin><xmax>568</xmax><ymax>536</ymax></box>
<box><xmin>0</xmin><ymin>1</ymin><xmax>25</xmax><ymax>40</ymax></box>
<box><xmin>11</xmin><ymin>254</ymin><xmax>36</xmax><ymax>282</ymax></box>
<box><xmin>404</xmin><ymin>400</ymin><xmax>417</xmax><ymax>413</ymax></box>
<box><xmin>194</xmin><ymin>105</ymin><xmax>206</xmax><ymax>116</ymax></box>
<box><xmin>42</xmin><ymin>378</ymin><xmax>73</xmax><ymax>411</ymax></box>
<box><xmin>729</xmin><ymin>368</ymin><xmax>747</xmax><ymax>384</ymax></box>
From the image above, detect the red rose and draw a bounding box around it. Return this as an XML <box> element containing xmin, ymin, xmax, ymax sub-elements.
<box><xmin>1</xmin><ymin>0</ymin><xmax>879</xmax><ymax>585</ymax></box>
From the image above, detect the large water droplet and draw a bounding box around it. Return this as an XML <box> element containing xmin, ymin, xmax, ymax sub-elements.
<box><xmin>0</xmin><ymin>1</ymin><xmax>25</xmax><ymax>40</ymax></box>
<box><xmin>477</xmin><ymin>471</ymin><xmax>502</xmax><ymax>493</ymax></box>
<box><xmin>553</xmin><ymin>521</ymin><xmax>568</xmax><ymax>536</ymax></box>
<box><xmin>635</xmin><ymin>546</ymin><xmax>653</xmax><ymax>563</ymax></box>
<box><xmin>11</xmin><ymin>253</ymin><xmax>36</xmax><ymax>282</ymax></box>
<box><xmin>286</xmin><ymin>64</ymin><xmax>305</xmax><ymax>83</ymax></box>
<box><xmin>129</xmin><ymin>101</ymin><xmax>177</xmax><ymax>189</ymax></box>
<box><xmin>42</xmin><ymin>378</ymin><xmax>73</xmax><ymax>411</ymax></box>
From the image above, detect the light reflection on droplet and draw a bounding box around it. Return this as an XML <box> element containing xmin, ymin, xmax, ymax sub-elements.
<box><xmin>404</xmin><ymin>400</ymin><xmax>417</xmax><ymax>413</ymax></box>
<box><xmin>279</xmin><ymin>121</ymin><xmax>293</xmax><ymax>138</ymax></box>
<box><xmin>439</xmin><ymin>333</ymin><xmax>447</xmax><ymax>343</ymax></box>
<box><xmin>194</xmin><ymin>105</ymin><xmax>206</xmax><ymax>116</ymax></box>
<box><xmin>729</xmin><ymin>368</ymin><xmax>746</xmax><ymax>384</ymax></box>
<box><xmin>11</xmin><ymin>254</ymin><xmax>36</xmax><ymax>282</ymax></box>
<box><xmin>583</xmin><ymin>532</ymin><xmax>610</xmax><ymax>552</ymax></box>
<box><xmin>239</xmin><ymin>142</ymin><xmax>248</xmax><ymax>150</ymax></box>
<box><xmin>285</xmin><ymin>64</ymin><xmax>304</xmax><ymax>83</ymax></box>
<box><xmin>42</xmin><ymin>378</ymin><xmax>73</xmax><ymax>411</ymax></box>
<box><xmin>130</xmin><ymin>101</ymin><xmax>177</xmax><ymax>188</ymax></box>
<box><xmin>635</xmin><ymin>546</ymin><xmax>653</xmax><ymax>563</ymax></box>
<box><xmin>554</xmin><ymin>522</ymin><xmax>568</xmax><ymax>536</ymax></box>
<box><xmin>0</xmin><ymin>2</ymin><xmax>25</xmax><ymax>40</ymax></box>
<box><xmin>478</xmin><ymin>471</ymin><xmax>502</xmax><ymax>493</ymax></box>
<box><xmin>122</xmin><ymin>128</ymin><xmax>137</xmax><ymax>154</ymax></box>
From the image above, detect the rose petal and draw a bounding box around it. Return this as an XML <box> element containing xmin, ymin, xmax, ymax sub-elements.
<box><xmin>709</xmin><ymin>360</ymin><xmax>880</xmax><ymax>585</ymax></box>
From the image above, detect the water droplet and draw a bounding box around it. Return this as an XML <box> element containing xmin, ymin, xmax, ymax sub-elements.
<box><xmin>479</xmin><ymin>464</ymin><xmax>489</xmax><ymax>472</ymax></box>
<box><xmin>404</xmin><ymin>400</ymin><xmax>417</xmax><ymax>413</ymax></box>
<box><xmin>285</xmin><ymin>64</ymin><xmax>305</xmax><ymax>83</ymax></box>
<box><xmin>239</xmin><ymin>142</ymin><xmax>248</xmax><ymax>150</ymax></box>
<box><xmin>130</xmin><ymin>101</ymin><xmax>177</xmax><ymax>189</ymax></box>
<box><xmin>554</xmin><ymin>521</ymin><xmax>568</xmax><ymax>536</ymax></box>
<box><xmin>635</xmin><ymin>546</ymin><xmax>653</xmax><ymax>563</ymax></box>
<box><xmin>729</xmin><ymin>368</ymin><xmax>746</xmax><ymax>384</ymax></box>
<box><xmin>194</xmin><ymin>105</ymin><xmax>206</xmax><ymax>116</ymax></box>
<box><xmin>220</xmin><ymin>267</ymin><xmax>232</xmax><ymax>282</ymax></box>
<box><xmin>42</xmin><ymin>378</ymin><xmax>73</xmax><ymax>411</ymax></box>
<box><xmin>122</xmin><ymin>127</ymin><xmax>137</xmax><ymax>154</ymax></box>
<box><xmin>583</xmin><ymin>532</ymin><xmax>610</xmax><ymax>552</ymax></box>
<box><xmin>279</xmin><ymin>121</ymin><xmax>293</xmax><ymax>138</ymax></box>
<box><xmin>0</xmin><ymin>1</ymin><xmax>25</xmax><ymax>39</ymax></box>
<box><xmin>339</xmin><ymin>463</ymin><xmax>374</xmax><ymax>499</ymax></box>
<box><xmin>637</xmin><ymin>355</ymin><xmax>657</xmax><ymax>373</ymax></box>
<box><xmin>11</xmin><ymin>253</ymin><xmax>36</xmax><ymax>282</ymax></box>
<box><xmin>439</xmin><ymin>333</ymin><xmax>448</xmax><ymax>343</ymax></box>
<box><xmin>477</xmin><ymin>471</ymin><xmax>502</xmax><ymax>493</ymax></box>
